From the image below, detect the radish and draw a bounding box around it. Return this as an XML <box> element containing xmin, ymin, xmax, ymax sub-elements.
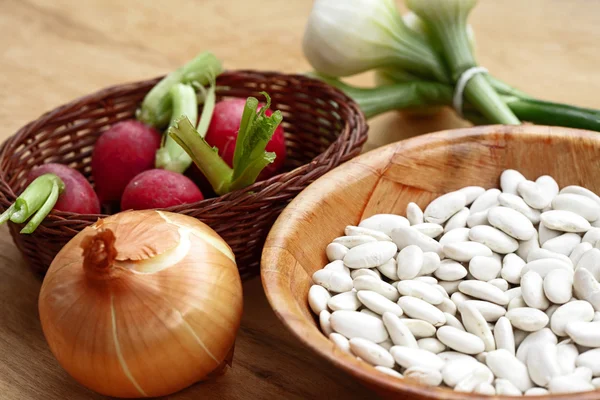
<box><xmin>120</xmin><ymin>169</ymin><xmax>204</xmax><ymax>210</ymax></box>
<box><xmin>205</xmin><ymin>99</ymin><xmax>286</xmax><ymax>179</ymax></box>
<box><xmin>0</xmin><ymin>163</ymin><xmax>100</xmax><ymax>233</ymax></box>
<box><xmin>26</xmin><ymin>164</ymin><xmax>100</xmax><ymax>215</ymax></box>
<box><xmin>91</xmin><ymin>120</ymin><xmax>161</xmax><ymax>205</ymax></box>
<box><xmin>169</xmin><ymin>92</ymin><xmax>284</xmax><ymax>195</ymax></box>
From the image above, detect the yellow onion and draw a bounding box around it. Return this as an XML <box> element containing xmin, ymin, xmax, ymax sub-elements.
<box><xmin>38</xmin><ymin>210</ymin><xmax>243</xmax><ymax>398</ymax></box>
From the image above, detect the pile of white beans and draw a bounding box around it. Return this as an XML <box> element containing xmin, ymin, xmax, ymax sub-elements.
<box><xmin>308</xmin><ymin>169</ymin><xmax>600</xmax><ymax>396</ymax></box>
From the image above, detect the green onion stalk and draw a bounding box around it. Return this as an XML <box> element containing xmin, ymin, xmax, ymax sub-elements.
<box><xmin>0</xmin><ymin>174</ymin><xmax>64</xmax><ymax>234</ymax></box>
<box><xmin>168</xmin><ymin>92</ymin><xmax>283</xmax><ymax>195</ymax></box>
<box><xmin>314</xmin><ymin>75</ymin><xmax>600</xmax><ymax>132</ymax></box>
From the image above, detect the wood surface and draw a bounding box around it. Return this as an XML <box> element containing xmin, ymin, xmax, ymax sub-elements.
<box><xmin>262</xmin><ymin>124</ymin><xmax>600</xmax><ymax>400</ymax></box>
<box><xmin>1</xmin><ymin>0</ymin><xmax>600</xmax><ymax>399</ymax></box>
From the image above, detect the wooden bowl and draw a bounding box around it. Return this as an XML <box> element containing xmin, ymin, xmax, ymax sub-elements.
<box><xmin>261</xmin><ymin>125</ymin><xmax>600</xmax><ymax>400</ymax></box>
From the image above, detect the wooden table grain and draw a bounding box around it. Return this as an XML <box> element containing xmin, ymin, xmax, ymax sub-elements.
<box><xmin>1</xmin><ymin>0</ymin><xmax>600</xmax><ymax>399</ymax></box>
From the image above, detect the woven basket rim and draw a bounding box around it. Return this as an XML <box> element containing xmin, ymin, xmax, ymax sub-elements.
<box><xmin>0</xmin><ymin>70</ymin><xmax>367</xmax><ymax>221</ymax></box>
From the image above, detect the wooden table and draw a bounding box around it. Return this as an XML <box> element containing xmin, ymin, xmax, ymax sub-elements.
<box><xmin>1</xmin><ymin>0</ymin><xmax>600</xmax><ymax>398</ymax></box>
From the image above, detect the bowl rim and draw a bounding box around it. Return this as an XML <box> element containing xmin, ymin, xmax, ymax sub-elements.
<box><xmin>261</xmin><ymin>124</ymin><xmax>600</xmax><ymax>400</ymax></box>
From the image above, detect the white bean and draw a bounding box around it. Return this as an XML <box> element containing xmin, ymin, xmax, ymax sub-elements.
<box><xmin>312</xmin><ymin>269</ymin><xmax>353</xmax><ymax>292</ymax></box>
<box><xmin>571</xmin><ymin>242</ymin><xmax>594</xmax><ymax>266</ymax></box>
<box><xmin>548</xmin><ymin>375</ymin><xmax>594</xmax><ymax>394</ymax></box>
<box><xmin>329</xmin><ymin>310</ymin><xmax>388</xmax><ymax>342</ymax></box>
<box><xmin>488</xmin><ymin>278</ymin><xmax>509</xmax><ymax>291</ymax></box>
<box><xmin>525</xmin><ymin>387</ymin><xmax>549</xmax><ymax>396</ymax></box>
<box><xmin>389</xmin><ymin>346</ymin><xmax>445</xmax><ymax>371</ymax></box>
<box><xmin>576</xmin><ymin>348</ymin><xmax>600</xmax><ymax>376</ymax></box>
<box><xmin>460</xmin><ymin>302</ymin><xmax>496</xmax><ymax>351</ymax></box>
<box><xmin>376</xmin><ymin>258</ymin><xmax>398</xmax><ymax>280</ymax></box>
<box><xmin>518</xmin><ymin>180</ymin><xmax>551</xmax><ymax>209</ymax></box>
<box><xmin>326</xmin><ymin>242</ymin><xmax>349</xmax><ymax>261</ymax></box>
<box><xmin>390</xmin><ymin>226</ymin><xmax>443</xmax><ymax>255</ymax></box>
<box><xmin>418</xmin><ymin>252</ymin><xmax>441</xmax><ymax>276</ymax></box>
<box><xmin>553</xmin><ymin>193</ymin><xmax>600</xmax><ymax>222</ymax></box>
<box><xmin>412</xmin><ymin>223</ymin><xmax>444</xmax><ymax>238</ymax></box>
<box><xmin>350</xmin><ymin>268</ymin><xmax>380</xmax><ymax>280</ymax></box>
<box><xmin>543</xmin><ymin>269</ymin><xmax>573</xmax><ymax>304</ymax></box>
<box><xmin>345</xmin><ymin>225</ymin><xmax>392</xmax><ymax>241</ymax></box>
<box><xmin>328</xmin><ymin>291</ymin><xmax>361</xmax><ymax>311</ymax></box>
<box><xmin>398</xmin><ymin>296</ymin><xmax>446</xmax><ymax>327</ymax></box>
<box><xmin>356</xmin><ymin>291</ymin><xmax>403</xmax><ymax>316</ymax></box>
<box><xmin>349</xmin><ymin>338</ymin><xmax>395</xmax><ymax>368</ymax></box>
<box><xmin>526</xmin><ymin>341</ymin><xmax>562</xmax><ymax>387</ymax></box>
<box><xmin>566</xmin><ymin>321</ymin><xmax>600</xmax><ymax>347</ymax></box>
<box><xmin>401</xmin><ymin>319</ymin><xmax>437</xmax><ymax>338</ymax></box>
<box><xmin>577</xmin><ymin>248</ymin><xmax>600</xmax><ymax>281</ymax></box>
<box><xmin>550</xmin><ymin>300</ymin><xmax>594</xmax><ymax>337</ymax></box>
<box><xmin>541</xmin><ymin>210</ymin><xmax>591</xmax><ymax>233</ymax></box>
<box><xmin>469</xmin><ymin>225</ymin><xmax>519</xmax><ymax>254</ymax></box>
<box><xmin>320</xmin><ymin>310</ymin><xmax>334</xmax><ymax>336</ymax></box>
<box><xmin>353</xmin><ymin>275</ymin><xmax>399</xmax><ymax>301</ymax></box>
<box><xmin>517</xmin><ymin>230</ymin><xmax>540</xmax><ymax>261</ymax></box>
<box><xmin>358</xmin><ymin>214</ymin><xmax>410</xmax><ymax>236</ymax></box>
<box><xmin>417</xmin><ymin>338</ymin><xmax>446</xmax><ymax>354</ymax></box>
<box><xmin>437</xmin><ymin>326</ymin><xmax>485</xmax><ymax>355</ymax></box>
<box><xmin>329</xmin><ymin>332</ymin><xmax>352</xmax><ymax>354</ymax></box>
<box><xmin>470</xmin><ymin>188</ymin><xmax>501</xmax><ymax>214</ymax></box>
<box><xmin>439</xmin><ymin>227</ymin><xmax>470</xmax><ymax>246</ymax></box>
<box><xmin>539</xmin><ymin>223</ymin><xmax>561</xmax><ymax>246</ymax></box>
<box><xmin>441</xmin><ymin>357</ymin><xmax>481</xmax><ymax>387</ymax></box>
<box><xmin>406</xmin><ymin>202</ymin><xmax>424</xmax><ymax>225</ymax></box>
<box><xmin>424</xmin><ymin>191</ymin><xmax>467</xmax><ymax>224</ymax></box>
<box><xmin>543</xmin><ymin>232</ymin><xmax>582</xmax><ymax>256</ymax></box>
<box><xmin>466</xmin><ymin>211</ymin><xmax>490</xmax><ymax>228</ymax></box>
<box><xmin>521</xmin><ymin>258</ymin><xmax>572</xmax><ymax>278</ymax></box>
<box><xmin>404</xmin><ymin>366</ymin><xmax>443</xmax><ymax>386</ymax></box>
<box><xmin>444</xmin><ymin>207</ymin><xmax>470</xmax><ymax>232</ymax></box>
<box><xmin>465</xmin><ymin>300</ymin><xmax>506</xmax><ymax>322</ymax></box>
<box><xmin>557</xmin><ymin>341</ymin><xmax>578</xmax><ymax>375</ymax></box>
<box><xmin>333</xmin><ymin>235</ymin><xmax>377</xmax><ymax>248</ymax></box>
<box><xmin>573</xmin><ymin>365</ymin><xmax>593</xmax><ymax>381</ymax></box>
<box><xmin>396</xmin><ymin>280</ymin><xmax>444</xmax><ymax>305</ymax></box>
<box><xmin>444</xmin><ymin>312</ymin><xmax>466</xmax><ymax>331</ymax></box>
<box><xmin>414</xmin><ymin>276</ymin><xmax>438</xmax><ymax>285</ymax></box>
<box><xmin>560</xmin><ymin>186</ymin><xmax>600</xmax><ymax>206</ymax></box>
<box><xmin>521</xmin><ymin>271</ymin><xmax>550</xmax><ymax>310</ymax></box>
<box><xmin>536</xmin><ymin>175</ymin><xmax>559</xmax><ymax>202</ymax></box>
<box><xmin>573</xmin><ymin>268</ymin><xmax>600</xmax><ymax>311</ymax></box>
<box><xmin>516</xmin><ymin>328</ymin><xmax>557</xmax><ymax>364</ymax></box>
<box><xmin>382</xmin><ymin>312</ymin><xmax>418</xmax><ymax>348</ymax></box>
<box><xmin>506</xmin><ymin>287</ymin><xmax>522</xmax><ymax>302</ymax></box>
<box><xmin>475</xmin><ymin>382</ymin><xmax>496</xmax><ymax>395</ymax></box>
<box><xmin>454</xmin><ymin>364</ymin><xmax>494</xmax><ymax>393</ymax></box>
<box><xmin>593</xmin><ymin>377</ymin><xmax>600</xmax><ymax>388</ymax></box>
<box><xmin>436</xmin><ymin>298</ymin><xmax>457</xmax><ymax>316</ymax></box>
<box><xmin>498</xmin><ymin>192</ymin><xmax>541</xmax><ymax>224</ymax></box>
<box><xmin>396</xmin><ymin>245</ymin><xmax>424</xmax><ymax>280</ymax></box>
<box><xmin>508</xmin><ymin>296</ymin><xmax>527</xmax><ymax>310</ymax></box>
<box><xmin>506</xmin><ymin>307</ymin><xmax>549</xmax><ymax>332</ymax></box>
<box><xmin>375</xmin><ymin>366</ymin><xmax>403</xmax><ymax>379</ymax></box>
<box><xmin>582</xmin><ymin>228</ymin><xmax>600</xmax><ymax>245</ymax></box>
<box><xmin>459</xmin><ymin>280</ymin><xmax>509</xmax><ymax>305</ymax></box>
<box><xmin>502</xmin><ymin>253</ymin><xmax>526</xmax><ymax>284</ymax></box>
<box><xmin>500</xmin><ymin>170</ymin><xmax>526</xmax><ymax>195</ymax></box>
<box><xmin>438</xmin><ymin>279</ymin><xmax>462</xmax><ymax>296</ymax></box>
<box><xmin>486</xmin><ymin>349</ymin><xmax>533</xmax><ymax>392</ymax></box>
<box><xmin>443</xmin><ymin>241</ymin><xmax>493</xmax><ymax>262</ymax></box>
<box><xmin>488</xmin><ymin>206</ymin><xmax>536</xmax><ymax>240</ymax></box>
<box><xmin>527</xmin><ymin>248</ymin><xmax>573</xmax><ymax>266</ymax></box>
<box><xmin>494</xmin><ymin>316</ymin><xmax>515</xmax><ymax>355</ymax></box>
<box><xmin>458</xmin><ymin>186</ymin><xmax>486</xmax><ymax>205</ymax></box>
<box><xmin>308</xmin><ymin>285</ymin><xmax>331</xmax><ymax>314</ymax></box>
<box><xmin>344</xmin><ymin>241</ymin><xmax>397</xmax><ymax>269</ymax></box>
<box><xmin>360</xmin><ymin>308</ymin><xmax>381</xmax><ymax>319</ymax></box>
<box><xmin>434</xmin><ymin>259</ymin><xmax>468</xmax><ymax>281</ymax></box>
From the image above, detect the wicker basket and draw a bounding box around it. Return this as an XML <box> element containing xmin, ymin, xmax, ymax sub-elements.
<box><xmin>0</xmin><ymin>70</ymin><xmax>368</xmax><ymax>280</ymax></box>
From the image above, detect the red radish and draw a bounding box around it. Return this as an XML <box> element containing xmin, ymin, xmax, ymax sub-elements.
<box><xmin>120</xmin><ymin>169</ymin><xmax>204</xmax><ymax>211</ymax></box>
<box><xmin>205</xmin><ymin>99</ymin><xmax>286</xmax><ymax>179</ymax></box>
<box><xmin>91</xmin><ymin>120</ymin><xmax>161</xmax><ymax>205</ymax></box>
<box><xmin>26</xmin><ymin>163</ymin><xmax>100</xmax><ymax>214</ymax></box>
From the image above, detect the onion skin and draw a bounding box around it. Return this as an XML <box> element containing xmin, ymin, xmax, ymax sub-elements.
<box><xmin>38</xmin><ymin>210</ymin><xmax>243</xmax><ymax>398</ymax></box>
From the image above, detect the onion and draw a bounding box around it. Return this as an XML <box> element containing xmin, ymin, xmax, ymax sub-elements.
<box><xmin>38</xmin><ymin>210</ymin><xmax>243</xmax><ymax>398</ymax></box>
